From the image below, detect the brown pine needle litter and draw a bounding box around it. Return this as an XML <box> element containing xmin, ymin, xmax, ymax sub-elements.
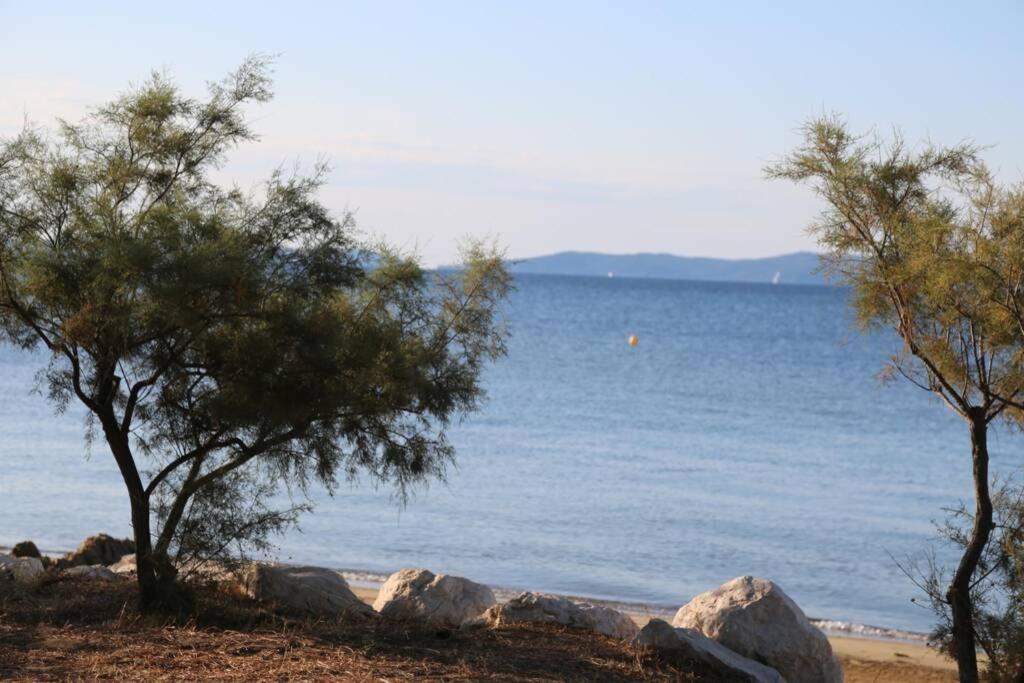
<box><xmin>0</xmin><ymin>576</ymin><xmax>710</xmax><ymax>682</ymax></box>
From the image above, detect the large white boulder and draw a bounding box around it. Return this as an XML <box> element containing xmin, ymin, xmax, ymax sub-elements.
<box><xmin>673</xmin><ymin>576</ymin><xmax>842</xmax><ymax>683</ymax></box>
<box><xmin>109</xmin><ymin>554</ymin><xmax>137</xmax><ymax>575</ymax></box>
<box><xmin>65</xmin><ymin>564</ymin><xmax>119</xmax><ymax>580</ymax></box>
<box><xmin>470</xmin><ymin>592</ymin><xmax>639</xmax><ymax>641</ymax></box>
<box><xmin>239</xmin><ymin>564</ymin><xmax>375</xmax><ymax>619</ymax></box>
<box><xmin>374</xmin><ymin>568</ymin><xmax>496</xmax><ymax>627</ymax></box>
<box><xmin>10</xmin><ymin>557</ymin><xmax>45</xmax><ymax>584</ymax></box>
<box><xmin>635</xmin><ymin>619</ymin><xmax>784</xmax><ymax>683</ymax></box>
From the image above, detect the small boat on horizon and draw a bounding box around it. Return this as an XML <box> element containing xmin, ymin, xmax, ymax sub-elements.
<box><xmin>772</xmin><ymin>271</ymin><xmax>781</xmax><ymax>285</ymax></box>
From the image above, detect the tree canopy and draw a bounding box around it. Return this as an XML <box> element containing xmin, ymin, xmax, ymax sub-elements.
<box><xmin>0</xmin><ymin>57</ymin><xmax>510</xmax><ymax>610</ymax></box>
<box><xmin>768</xmin><ymin>115</ymin><xmax>1024</xmax><ymax>683</ymax></box>
<box><xmin>767</xmin><ymin>116</ymin><xmax>1024</xmax><ymax>424</ymax></box>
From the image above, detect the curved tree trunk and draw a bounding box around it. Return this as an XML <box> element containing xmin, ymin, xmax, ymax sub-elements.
<box><xmin>946</xmin><ymin>410</ymin><xmax>995</xmax><ymax>683</ymax></box>
<box><xmin>99</xmin><ymin>407</ymin><xmax>188</xmax><ymax>614</ymax></box>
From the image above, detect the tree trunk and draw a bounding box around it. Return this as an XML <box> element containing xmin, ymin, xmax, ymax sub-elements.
<box><xmin>129</xmin><ymin>471</ymin><xmax>192</xmax><ymax>614</ymax></box>
<box><xmin>99</xmin><ymin>409</ymin><xmax>189</xmax><ymax>614</ymax></box>
<box><xmin>130</xmin><ymin>490</ymin><xmax>158</xmax><ymax>607</ymax></box>
<box><xmin>946</xmin><ymin>410</ymin><xmax>995</xmax><ymax>683</ymax></box>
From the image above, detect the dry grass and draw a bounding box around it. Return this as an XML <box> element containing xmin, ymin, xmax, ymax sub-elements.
<box><xmin>0</xmin><ymin>577</ymin><xmax>713</xmax><ymax>682</ymax></box>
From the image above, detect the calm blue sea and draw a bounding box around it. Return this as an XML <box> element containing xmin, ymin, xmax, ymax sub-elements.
<box><xmin>1</xmin><ymin>273</ymin><xmax>1018</xmax><ymax>633</ymax></box>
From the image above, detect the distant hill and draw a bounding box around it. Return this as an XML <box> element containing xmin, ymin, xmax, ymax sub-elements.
<box><xmin>509</xmin><ymin>251</ymin><xmax>828</xmax><ymax>286</ymax></box>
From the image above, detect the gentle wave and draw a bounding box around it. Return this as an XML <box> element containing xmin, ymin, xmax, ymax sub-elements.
<box><xmin>811</xmin><ymin>619</ymin><xmax>928</xmax><ymax>643</ymax></box>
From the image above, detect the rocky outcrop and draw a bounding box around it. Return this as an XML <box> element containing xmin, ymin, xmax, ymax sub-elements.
<box><xmin>64</xmin><ymin>534</ymin><xmax>135</xmax><ymax>567</ymax></box>
<box><xmin>374</xmin><ymin>568</ymin><xmax>496</xmax><ymax>627</ymax></box>
<box><xmin>635</xmin><ymin>619</ymin><xmax>784</xmax><ymax>683</ymax></box>
<box><xmin>469</xmin><ymin>592</ymin><xmax>638</xmax><ymax>641</ymax></box>
<box><xmin>673</xmin><ymin>576</ymin><xmax>842</xmax><ymax>683</ymax></box>
<box><xmin>238</xmin><ymin>564</ymin><xmax>375</xmax><ymax>619</ymax></box>
<box><xmin>65</xmin><ymin>564</ymin><xmax>119</xmax><ymax>580</ymax></box>
<box><xmin>12</xmin><ymin>540</ymin><xmax>41</xmax><ymax>559</ymax></box>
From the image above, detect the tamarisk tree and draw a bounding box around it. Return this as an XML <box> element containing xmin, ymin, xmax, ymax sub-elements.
<box><xmin>0</xmin><ymin>58</ymin><xmax>509</xmax><ymax>611</ymax></box>
<box><xmin>768</xmin><ymin>116</ymin><xmax>1024</xmax><ymax>683</ymax></box>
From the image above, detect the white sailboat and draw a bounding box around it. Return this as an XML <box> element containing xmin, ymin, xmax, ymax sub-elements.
<box><xmin>771</xmin><ymin>271</ymin><xmax>781</xmax><ymax>285</ymax></box>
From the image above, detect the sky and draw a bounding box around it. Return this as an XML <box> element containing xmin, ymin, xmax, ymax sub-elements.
<box><xmin>1</xmin><ymin>2</ymin><xmax>1022</xmax><ymax>266</ymax></box>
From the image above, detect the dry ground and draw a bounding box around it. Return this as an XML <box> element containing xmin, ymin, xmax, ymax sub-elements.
<box><xmin>0</xmin><ymin>576</ymin><xmax>957</xmax><ymax>682</ymax></box>
<box><xmin>0</xmin><ymin>576</ymin><xmax>712</xmax><ymax>682</ymax></box>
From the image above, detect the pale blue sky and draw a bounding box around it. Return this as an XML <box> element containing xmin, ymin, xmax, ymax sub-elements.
<box><xmin>2</xmin><ymin>2</ymin><xmax>1022</xmax><ymax>265</ymax></box>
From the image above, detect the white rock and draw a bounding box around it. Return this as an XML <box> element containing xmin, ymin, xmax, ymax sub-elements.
<box><xmin>240</xmin><ymin>564</ymin><xmax>375</xmax><ymax>619</ymax></box>
<box><xmin>0</xmin><ymin>553</ymin><xmax>15</xmax><ymax>579</ymax></box>
<box><xmin>634</xmin><ymin>619</ymin><xmax>784</xmax><ymax>683</ymax></box>
<box><xmin>673</xmin><ymin>576</ymin><xmax>842</xmax><ymax>683</ymax></box>
<box><xmin>109</xmin><ymin>554</ymin><xmax>137</xmax><ymax>574</ymax></box>
<box><xmin>471</xmin><ymin>592</ymin><xmax>639</xmax><ymax>641</ymax></box>
<box><xmin>374</xmin><ymin>568</ymin><xmax>496</xmax><ymax>627</ymax></box>
<box><xmin>65</xmin><ymin>564</ymin><xmax>119</xmax><ymax>580</ymax></box>
<box><xmin>11</xmin><ymin>557</ymin><xmax>45</xmax><ymax>584</ymax></box>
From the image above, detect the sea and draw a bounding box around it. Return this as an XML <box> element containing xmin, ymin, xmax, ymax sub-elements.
<box><xmin>2</xmin><ymin>273</ymin><xmax>1019</xmax><ymax>636</ymax></box>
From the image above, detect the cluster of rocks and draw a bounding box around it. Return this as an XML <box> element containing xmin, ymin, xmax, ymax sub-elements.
<box><xmin>3</xmin><ymin>534</ymin><xmax>842</xmax><ymax>682</ymax></box>
<box><xmin>235</xmin><ymin>565</ymin><xmax>841</xmax><ymax>682</ymax></box>
<box><xmin>1</xmin><ymin>534</ymin><xmax>136</xmax><ymax>585</ymax></box>
<box><xmin>638</xmin><ymin>576</ymin><xmax>842</xmax><ymax>683</ymax></box>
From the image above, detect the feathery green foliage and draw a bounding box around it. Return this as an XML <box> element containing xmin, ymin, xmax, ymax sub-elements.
<box><xmin>768</xmin><ymin>115</ymin><xmax>1024</xmax><ymax>683</ymax></box>
<box><xmin>0</xmin><ymin>57</ymin><xmax>510</xmax><ymax>611</ymax></box>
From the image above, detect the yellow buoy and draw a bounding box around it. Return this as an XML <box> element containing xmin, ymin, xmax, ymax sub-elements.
<box><xmin>628</xmin><ymin>335</ymin><xmax>639</xmax><ymax>347</ymax></box>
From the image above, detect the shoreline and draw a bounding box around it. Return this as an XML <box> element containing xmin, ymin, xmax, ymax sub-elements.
<box><xmin>344</xmin><ymin>585</ymin><xmax>958</xmax><ymax>675</ymax></box>
<box><xmin>5</xmin><ymin>544</ymin><xmax>956</xmax><ymax>676</ymax></box>
<box><xmin>9</xmin><ymin>543</ymin><xmax>929</xmax><ymax>642</ymax></box>
<box><xmin>343</xmin><ymin>575</ymin><xmax>956</xmax><ymax>675</ymax></box>
<box><xmin>339</xmin><ymin>568</ymin><xmax>930</xmax><ymax>643</ymax></box>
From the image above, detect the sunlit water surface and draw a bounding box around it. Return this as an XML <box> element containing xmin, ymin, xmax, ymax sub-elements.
<box><xmin>2</xmin><ymin>274</ymin><xmax>1019</xmax><ymax>633</ymax></box>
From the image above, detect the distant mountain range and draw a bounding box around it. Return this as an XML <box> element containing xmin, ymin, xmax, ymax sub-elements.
<box><xmin>508</xmin><ymin>251</ymin><xmax>828</xmax><ymax>286</ymax></box>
